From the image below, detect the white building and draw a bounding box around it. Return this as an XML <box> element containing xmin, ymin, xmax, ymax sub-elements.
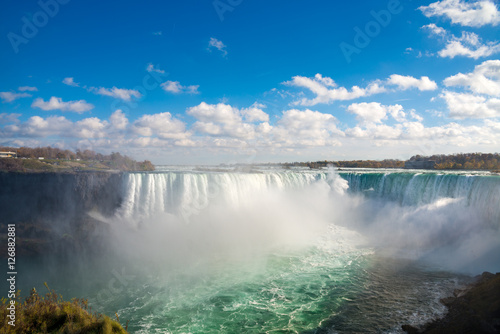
<box><xmin>0</xmin><ymin>151</ymin><xmax>17</xmax><ymax>158</ymax></box>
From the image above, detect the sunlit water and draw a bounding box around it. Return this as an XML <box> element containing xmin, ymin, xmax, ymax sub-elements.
<box><xmin>11</xmin><ymin>167</ymin><xmax>500</xmax><ymax>333</ymax></box>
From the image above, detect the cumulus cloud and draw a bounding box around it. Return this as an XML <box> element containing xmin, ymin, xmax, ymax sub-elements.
<box><xmin>11</xmin><ymin>116</ymin><xmax>73</xmax><ymax>138</ymax></box>
<box><xmin>444</xmin><ymin>59</ymin><xmax>500</xmax><ymax>95</ymax></box>
<box><xmin>31</xmin><ymin>97</ymin><xmax>94</xmax><ymax>113</ymax></box>
<box><xmin>347</xmin><ymin>102</ymin><xmax>408</xmax><ymax>125</ymax></box>
<box><xmin>284</xmin><ymin>74</ymin><xmax>437</xmax><ymax>106</ymax></box>
<box><xmin>0</xmin><ymin>91</ymin><xmax>32</xmax><ymax>103</ymax></box>
<box><xmin>438</xmin><ymin>31</ymin><xmax>500</xmax><ymax>59</ymax></box>
<box><xmin>208</xmin><ymin>37</ymin><xmax>228</xmax><ymax>57</ymax></box>
<box><xmin>419</xmin><ymin>0</ymin><xmax>500</xmax><ymax>27</ymax></box>
<box><xmin>440</xmin><ymin>91</ymin><xmax>500</xmax><ymax>118</ymax></box>
<box><xmin>440</xmin><ymin>60</ymin><xmax>500</xmax><ymax>119</ymax></box>
<box><xmin>62</xmin><ymin>77</ymin><xmax>79</xmax><ymax>87</ymax></box>
<box><xmin>387</xmin><ymin>75</ymin><xmax>438</xmax><ymax>91</ymax></box>
<box><xmin>109</xmin><ymin>109</ymin><xmax>129</xmax><ymax>130</ymax></box>
<box><xmin>161</xmin><ymin>81</ymin><xmax>199</xmax><ymax>94</ymax></box>
<box><xmin>284</xmin><ymin>74</ymin><xmax>386</xmax><ymax>106</ymax></box>
<box><xmin>421</xmin><ymin>23</ymin><xmax>447</xmax><ymax>36</ymax></box>
<box><xmin>92</xmin><ymin>87</ymin><xmax>142</xmax><ymax>101</ymax></box>
<box><xmin>241</xmin><ymin>103</ymin><xmax>269</xmax><ymax>122</ymax></box>
<box><xmin>73</xmin><ymin>117</ymin><xmax>109</xmax><ymax>139</ymax></box>
<box><xmin>2</xmin><ymin>102</ymin><xmax>500</xmax><ymax>161</ymax></box>
<box><xmin>187</xmin><ymin>102</ymin><xmax>261</xmax><ymax>139</ymax></box>
<box><xmin>273</xmin><ymin>109</ymin><xmax>343</xmax><ymax>147</ymax></box>
<box><xmin>132</xmin><ymin>112</ymin><xmax>189</xmax><ymax>140</ymax></box>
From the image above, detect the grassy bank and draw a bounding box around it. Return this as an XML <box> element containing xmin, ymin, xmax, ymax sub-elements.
<box><xmin>0</xmin><ymin>157</ymin><xmax>154</xmax><ymax>173</ymax></box>
<box><xmin>1</xmin><ymin>284</ymin><xmax>127</xmax><ymax>333</ymax></box>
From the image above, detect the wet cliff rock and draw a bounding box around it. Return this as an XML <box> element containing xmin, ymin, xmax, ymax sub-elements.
<box><xmin>403</xmin><ymin>272</ymin><xmax>500</xmax><ymax>334</ymax></box>
<box><xmin>0</xmin><ymin>172</ymin><xmax>124</xmax><ymax>257</ymax></box>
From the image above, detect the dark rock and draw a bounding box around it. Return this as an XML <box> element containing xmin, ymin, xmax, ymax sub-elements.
<box><xmin>402</xmin><ymin>272</ymin><xmax>500</xmax><ymax>334</ymax></box>
<box><xmin>401</xmin><ymin>324</ymin><xmax>420</xmax><ymax>334</ymax></box>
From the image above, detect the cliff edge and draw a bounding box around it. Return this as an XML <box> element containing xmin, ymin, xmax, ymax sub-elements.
<box><xmin>403</xmin><ymin>272</ymin><xmax>500</xmax><ymax>334</ymax></box>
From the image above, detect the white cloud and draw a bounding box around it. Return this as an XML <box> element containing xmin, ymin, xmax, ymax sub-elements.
<box><xmin>3</xmin><ymin>103</ymin><xmax>500</xmax><ymax>163</ymax></box>
<box><xmin>273</xmin><ymin>109</ymin><xmax>343</xmax><ymax>147</ymax></box>
<box><xmin>241</xmin><ymin>103</ymin><xmax>269</xmax><ymax>122</ymax></box>
<box><xmin>346</xmin><ymin>123</ymin><xmax>403</xmax><ymax>140</ymax></box>
<box><xmin>31</xmin><ymin>96</ymin><xmax>94</xmax><ymax>113</ymax></box>
<box><xmin>146</xmin><ymin>63</ymin><xmax>165</xmax><ymax>74</ymax></box>
<box><xmin>109</xmin><ymin>109</ymin><xmax>129</xmax><ymax>130</ymax></box>
<box><xmin>313</xmin><ymin>74</ymin><xmax>337</xmax><ymax>87</ymax></box>
<box><xmin>387</xmin><ymin>75</ymin><xmax>438</xmax><ymax>91</ymax></box>
<box><xmin>92</xmin><ymin>87</ymin><xmax>142</xmax><ymax>101</ymax></box>
<box><xmin>444</xmin><ymin>59</ymin><xmax>500</xmax><ymax>95</ymax></box>
<box><xmin>74</xmin><ymin>117</ymin><xmax>109</xmax><ymax>139</ymax></box>
<box><xmin>421</xmin><ymin>23</ymin><xmax>447</xmax><ymax>36</ymax></box>
<box><xmin>62</xmin><ymin>77</ymin><xmax>79</xmax><ymax>87</ymax></box>
<box><xmin>284</xmin><ymin>74</ymin><xmax>386</xmax><ymax>106</ymax></box>
<box><xmin>438</xmin><ymin>32</ymin><xmax>500</xmax><ymax>59</ymax></box>
<box><xmin>161</xmin><ymin>81</ymin><xmax>199</xmax><ymax>94</ymax></box>
<box><xmin>347</xmin><ymin>102</ymin><xmax>407</xmax><ymax>125</ymax></box>
<box><xmin>16</xmin><ymin>116</ymin><xmax>72</xmax><ymax>137</ymax></box>
<box><xmin>419</xmin><ymin>0</ymin><xmax>500</xmax><ymax>27</ymax></box>
<box><xmin>0</xmin><ymin>91</ymin><xmax>32</xmax><ymax>103</ymax></box>
<box><xmin>285</xmin><ymin>74</ymin><xmax>437</xmax><ymax>106</ymax></box>
<box><xmin>187</xmin><ymin>102</ymin><xmax>250</xmax><ymax>124</ymax></box>
<box><xmin>132</xmin><ymin>112</ymin><xmax>189</xmax><ymax>140</ymax></box>
<box><xmin>410</xmin><ymin>110</ymin><xmax>424</xmax><ymax>122</ymax></box>
<box><xmin>152</xmin><ymin>31</ymin><xmax>162</xmax><ymax>36</ymax></box>
<box><xmin>347</xmin><ymin>102</ymin><xmax>389</xmax><ymax>125</ymax></box>
<box><xmin>187</xmin><ymin>102</ymin><xmax>258</xmax><ymax>139</ymax></box>
<box><xmin>208</xmin><ymin>37</ymin><xmax>228</xmax><ymax>57</ymax></box>
<box><xmin>440</xmin><ymin>90</ymin><xmax>500</xmax><ymax>118</ymax></box>
<box><xmin>440</xmin><ymin>60</ymin><xmax>500</xmax><ymax>119</ymax></box>
<box><xmin>18</xmin><ymin>86</ymin><xmax>38</xmax><ymax>92</ymax></box>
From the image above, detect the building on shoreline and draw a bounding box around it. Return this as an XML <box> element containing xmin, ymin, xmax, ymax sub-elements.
<box><xmin>0</xmin><ymin>151</ymin><xmax>17</xmax><ymax>158</ymax></box>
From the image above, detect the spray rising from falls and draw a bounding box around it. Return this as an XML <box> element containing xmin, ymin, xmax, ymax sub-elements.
<box><xmin>83</xmin><ymin>168</ymin><xmax>500</xmax><ymax>333</ymax></box>
<box><xmin>110</xmin><ymin>169</ymin><xmax>500</xmax><ymax>273</ymax></box>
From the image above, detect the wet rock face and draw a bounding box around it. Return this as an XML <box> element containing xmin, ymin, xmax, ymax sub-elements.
<box><xmin>403</xmin><ymin>272</ymin><xmax>500</xmax><ymax>334</ymax></box>
<box><xmin>0</xmin><ymin>172</ymin><xmax>124</xmax><ymax>257</ymax></box>
<box><xmin>0</xmin><ymin>172</ymin><xmax>123</xmax><ymax>225</ymax></box>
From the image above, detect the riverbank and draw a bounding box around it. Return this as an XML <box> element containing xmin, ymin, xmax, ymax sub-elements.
<box><xmin>0</xmin><ymin>284</ymin><xmax>128</xmax><ymax>333</ymax></box>
<box><xmin>0</xmin><ymin>157</ymin><xmax>154</xmax><ymax>173</ymax></box>
<box><xmin>403</xmin><ymin>272</ymin><xmax>500</xmax><ymax>333</ymax></box>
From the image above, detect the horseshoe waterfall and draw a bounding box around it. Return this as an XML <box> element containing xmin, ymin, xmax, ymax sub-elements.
<box><xmin>3</xmin><ymin>167</ymin><xmax>500</xmax><ymax>333</ymax></box>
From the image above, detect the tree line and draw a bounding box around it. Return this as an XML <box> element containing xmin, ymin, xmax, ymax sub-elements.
<box><xmin>282</xmin><ymin>153</ymin><xmax>500</xmax><ymax>170</ymax></box>
<box><xmin>409</xmin><ymin>153</ymin><xmax>500</xmax><ymax>170</ymax></box>
<box><xmin>0</xmin><ymin>146</ymin><xmax>154</xmax><ymax>171</ymax></box>
<box><xmin>282</xmin><ymin>159</ymin><xmax>405</xmax><ymax>169</ymax></box>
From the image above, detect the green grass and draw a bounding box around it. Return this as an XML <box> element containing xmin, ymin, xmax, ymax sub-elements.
<box><xmin>0</xmin><ymin>283</ymin><xmax>128</xmax><ymax>334</ymax></box>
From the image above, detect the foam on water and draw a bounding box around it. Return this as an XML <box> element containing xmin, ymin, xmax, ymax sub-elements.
<box><xmin>27</xmin><ymin>167</ymin><xmax>497</xmax><ymax>333</ymax></box>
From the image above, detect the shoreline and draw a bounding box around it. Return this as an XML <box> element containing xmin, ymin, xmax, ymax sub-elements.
<box><xmin>402</xmin><ymin>272</ymin><xmax>500</xmax><ymax>333</ymax></box>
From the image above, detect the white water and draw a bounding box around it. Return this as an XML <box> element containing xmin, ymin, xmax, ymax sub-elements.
<box><xmin>111</xmin><ymin>167</ymin><xmax>500</xmax><ymax>274</ymax></box>
<box><xmin>8</xmin><ymin>167</ymin><xmax>499</xmax><ymax>333</ymax></box>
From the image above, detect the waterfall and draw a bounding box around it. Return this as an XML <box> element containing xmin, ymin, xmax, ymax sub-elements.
<box><xmin>111</xmin><ymin>168</ymin><xmax>500</xmax><ymax>273</ymax></box>
<box><xmin>117</xmin><ymin>170</ymin><xmax>500</xmax><ymax>226</ymax></box>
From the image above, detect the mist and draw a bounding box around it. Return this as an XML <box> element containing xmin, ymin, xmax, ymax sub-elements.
<box><xmin>98</xmin><ymin>168</ymin><xmax>500</xmax><ymax>276</ymax></box>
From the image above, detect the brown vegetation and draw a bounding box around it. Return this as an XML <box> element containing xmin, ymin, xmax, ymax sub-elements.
<box><xmin>0</xmin><ymin>146</ymin><xmax>154</xmax><ymax>172</ymax></box>
<box><xmin>0</xmin><ymin>283</ymin><xmax>128</xmax><ymax>333</ymax></box>
<box><xmin>409</xmin><ymin>153</ymin><xmax>500</xmax><ymax>170</ymax></box>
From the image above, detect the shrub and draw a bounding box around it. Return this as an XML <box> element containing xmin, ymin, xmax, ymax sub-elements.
<box><xmin>0</xmin><ymin>283</ymin><xmax>128</xmax><ymax>333</ymax></box>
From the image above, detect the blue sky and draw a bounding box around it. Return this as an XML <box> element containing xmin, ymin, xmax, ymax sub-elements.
<box><xmin>1</xmin><ymin>0</ymin><xmax>499</xmax><ymax>164</ymax></box>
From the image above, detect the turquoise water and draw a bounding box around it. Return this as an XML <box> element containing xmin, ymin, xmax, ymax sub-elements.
<box><xmin>11</xmin><ymin>168</ymin><xmax>500</xmax><ymax>333</ymax></box>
